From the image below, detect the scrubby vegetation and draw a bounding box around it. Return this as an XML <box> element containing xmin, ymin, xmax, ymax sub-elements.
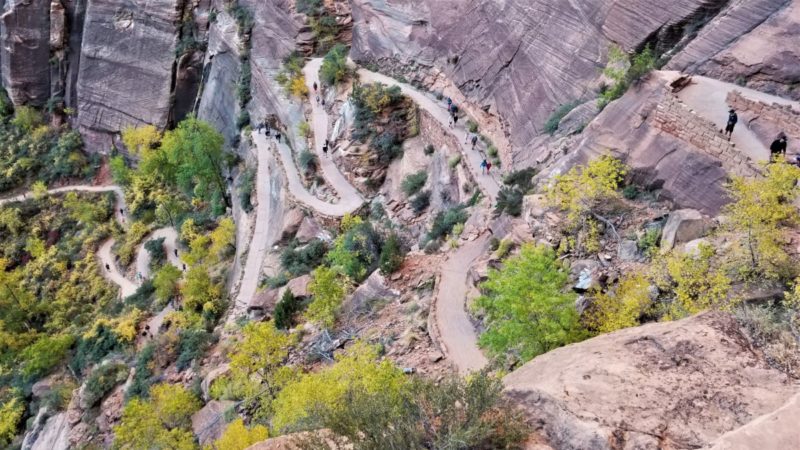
<box><xmin>351</xmin><ymin>82</ymin><xmax>414</xmax><ymax>187</ymax></box>
<box><xmin>0</xmin><ymin>103</ymin><xmax>98</xmax><ymax>193</ymax></box>
<box><xmin>495</xmin><ymin>167</ymin><xmax>536</xmax><ymax>217</ymax></box>
<box><xmin>544</xmin><ymin>100</ymin><xmax>581</xmax><ymax>135</ymax></box>
<box><xmin>277</xmin><ymin>53</ymin><xmax>309</xmax><ymax>98</ymax></box>
<box><xmin>598</xmin><ymin>44</ymin><xmax>657</xmax><ymax>109</ymax></box>
<box><xmin>320</xmin><ymin>44</ymin><xmax>350</xmax><ymax>86</ymax></box>
<box><xmin>548</xmin><ymin>155</ymin><xmax>627</xmax><ymax>256</ymax></box>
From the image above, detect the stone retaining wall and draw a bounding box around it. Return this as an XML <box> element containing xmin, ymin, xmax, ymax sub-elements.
<box><xmin>726</xmin><ymin>90</ymin><xmax>800</xmax><ymax>140</ymax></box>
<box><xmin>652</xmin><ymin>93</ymin><xmax>760</xmax><ymax>178</ymax></box>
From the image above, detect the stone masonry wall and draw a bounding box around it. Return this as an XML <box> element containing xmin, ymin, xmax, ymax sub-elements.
<box><xmin>652</xmin><ymin>93</ymin><xmax>760</xmax><ymax>178</ymax></box>
<box><xmin>726</xmin><ymin>90</ymin><xmax>800</xmax><ymax>142</ymax></box>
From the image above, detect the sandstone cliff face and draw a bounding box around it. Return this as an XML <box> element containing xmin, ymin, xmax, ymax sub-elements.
<box><xmin>669</xmin><ymin>0</ymin><xmax>800</xmax><ymax>100</ymax></box>
<box><xmin>75</xmin><ymin>0</ymin><xmax>183</xmax><ymax>152</ymax></box>
<box><xmin>504</xmin><ymin>312</ymin><xmax>799</xmax><ymax>450</ymax></box>
<box><xmin>349</xmin><ymin>0</ymin><xmax>792</xmax><ymax>162</ymax></box>
<box><xmin>1</xmin><ymin>0</ymin><xmax>51</xmax><ymax>105</ymax></box>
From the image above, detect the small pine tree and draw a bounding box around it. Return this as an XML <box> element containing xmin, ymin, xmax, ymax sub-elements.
<box><xmin>274</xmin><ymin>289</ymin><xmax>299</xmax><ymax>330</ymax></box>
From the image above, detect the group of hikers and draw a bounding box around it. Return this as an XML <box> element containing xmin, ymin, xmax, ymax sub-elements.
<box><xmin>725</xmin><ymin>108</ymin><xmax>793</xmax><ymax>164</ymax></box>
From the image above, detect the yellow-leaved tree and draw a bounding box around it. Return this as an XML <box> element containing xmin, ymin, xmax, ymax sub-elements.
<box><xmin>113</xmin><ymin>383</ymin><xmax>199</xmax><ymax>450</ymax></box>
<box><xmin>306</xmin><ymin>266</ymin><xmax>348</xmax><ymax>329</ymax></box>
<box><xmin>122</xmin><ymin>124</ymin><xmax>162</xmax><ymax>155</ymax></box>
<box><xmin>724</xmin><ymin>160</ymin><xmax>800</xmax><ymax>280</ymax></box>
<box><xmin>210</xmin><ymin>418</ymin><xmax>268</xmax><ymax>450</ymax></box>
<box><xmin>587</xmin><ymin>273</ymin><xmax>652</xmax><ymax>333</ymax></box>
<box><xmin>271</xmin><ymin>341</ymin><xmax>408</xmax><ymax>433</ymax></box>
<box><xmin>547</xmin><ymin>155</ymin><xmax>627</xmax><ymax>255</ymax></box>
<box><xmin>654</xmin><ymin>243</ymin><xmax>733</xmax><ymax>320</ymax></box>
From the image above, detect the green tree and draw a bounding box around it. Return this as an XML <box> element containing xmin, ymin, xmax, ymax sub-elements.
<box><xmin>110</xmin><ymin>155</ymin><xmax>132</xmax><ymax>186</ymax></box>
<box><xmin>379</xmin><ymin>233</ymin><xmax>404</xmax><ymax>274</ymax></box>
<box><xmin>153</xmin><ymin>264</ymin><xmax>182</xmax><ymax>303</ymax></box>
<box><xmin>19</xmin><ymin>334</ymin><xmax>75</xmax><ymax>379</ymax></box>
<box><xmin>181</xmin><ymin>266</ymin><xmax>220</xmax><ymax>313</ymax></box>
<box><xmin>475</xmin><ymin>243</ymin><xmax>587</xmax><ymax>362</ymax></box>
<box><xmin>274</xmin><ymin>289</ymin><xmax>300</xmax><ymax>330</ymax></box>
<box><xmin>306</xmin><ymin>266</ymin><xmax>347</xmax><ymax>329</ymax></box>
<box><xmin>319</xmin><ymin>44</ymin><xmax>349</xmax><ymax>86</ymax></box>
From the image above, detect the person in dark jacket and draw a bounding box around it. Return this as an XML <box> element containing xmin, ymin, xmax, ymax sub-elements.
<box><xmin>770</xmin><ymin>133</ymin><xmax>788</xmax><ymax>160</ymax></box>
<box><xmin>724</xmin><ymin>109</ymin><xmax>738</xmax><ymax>140</ymax></box>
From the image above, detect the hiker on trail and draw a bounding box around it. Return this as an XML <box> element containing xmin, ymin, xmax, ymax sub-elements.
<box><xmin>322</xmin><ymin>143</ymin><xmax>328</xmax><ymax>156</ymax></box>
<box><xmin>316</xmin><ymin>95</ymin><xmax>320</xmax><ymax>105</ymax></box>
<box><xmin>724</xmin><ymin>109</ymin><xmax>738</xmax><ymax>140</ymax></box>
<box><xmin>174</xmin><ymin>248</ymin><xmax>178</xmax><ymax>257</ymax></box>
<box><xmin>182</xmin><ymin>263</ymin><xmax>186</xmax><ymax>272</ymax></box>
<box><xmin>446</xmin><ymin>97</ymin><xmax>452</xmax><ymax>108</ymax></box>
<box><xmin>105</xmin><ymin>263</ymin><xmax>110</xmax><ymax>271</ymax></box>
<box><xmin>313</xmin><ymin>81</ymin><xmax>318</xmax><ymax>92</ymax></box>
<box><xmin>120</xmin><ymin>208</ymin><xmax>124</xmax><ymax>215</ymax></box>
<box><xmin>480</xmin><ymin>159</ymin><xmax>488</xmax><ymax>174</ymax></box>
<box><xmin>486</xmin><ymin>160</ymin><xmax>492</xmax><ymax>173</ymax></box>
<box><xmin>276</xmin><ymin>131</ymin><xmax>281</xmax><ymax>142</ymax></box>
<box><xmin>471</xmin><ymin>134</ymin><xmax>479</xmax><ymax>149</ymax></box>
<box><xmin>452</xmin><ymin>113</ymin><xmax>459</xmax><ymax>127</ymax></box>
<box><xmin>321</xmin><ymin>98</ymin><xmax>326</xmax><ymax>107</ymax></box>
<box><xmin>770</xmin><ymin>133</ymin><xmax>788</xmax><ymax>160</ymax></box>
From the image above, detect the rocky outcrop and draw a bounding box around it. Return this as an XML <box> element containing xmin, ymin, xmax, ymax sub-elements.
<box><xmin>1</xmin><ymin>0</ymin><xmax>51</xmax><ymax>105</ymax></box>
<box><xmin>670</xmin><ymin>0</ymin><xmax>800</xmax><ymax>100</ymax></box>
<box><xmin>504</xmin><ymin>312</ymin><xmax>799</xmax><ymax>450</ymax></box>
<box><xmin>542</xmin><ymin>72</ymin><xmax>733</xmax><ymax>215</ymax></box>
<box><xmin>25</xmin><ymin>411</ymin><xmax>70</xmax><ymax>450</ymax></box>
<box><xmin>75</xmin><ymin>0</ymin><xmax>183</xmax><ymax>152</ymax></box>
<box><xmin>709</xmin><ymin>393</ymin><xmax>800</xmax><ymax>450</ymax></box>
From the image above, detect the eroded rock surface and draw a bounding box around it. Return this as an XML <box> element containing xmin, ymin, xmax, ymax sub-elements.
<box><xmin>75</xmin><ymin>0</ymin><xmax>182</xmax><ymax>151</ymax></box>
<box><xmin>504</xmin><ymin>312</ymin><xmax>798</xmax><ymax>450</ymax></box>
<box><xmin>1</xmin><ymin>0</ymin><xmax>51</xmax><ymax>105</ymax></box>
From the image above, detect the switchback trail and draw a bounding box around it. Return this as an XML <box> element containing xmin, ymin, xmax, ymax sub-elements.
<box><xmin>356</xmin><ymin>68</ymin><xmax>502</xmax><ymax>200</ymax></box>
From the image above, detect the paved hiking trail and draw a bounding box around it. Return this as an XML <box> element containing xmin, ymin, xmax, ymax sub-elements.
<box><xmin>227</xmin><ymin>139</ymin><xmax>280</xmax><ymax>322</ymax></box>
<box><xmin>357</xmin><ymin>68</ymin><xmax>502</xmax><ymax>200</ymax></box>
<box><xmin>303</xmin><ymin>58</ymin><xmax>366</xmax><ymax>209</ymax></box>
<box><xmin>434</xmin><ymin>233</ymin><xmax>491</xmax><ymax>373</ymax></box>
<box><xmin>677</xmin><ymin>75</ymin><xmax>800</xmax><ymax>162</ymax></box>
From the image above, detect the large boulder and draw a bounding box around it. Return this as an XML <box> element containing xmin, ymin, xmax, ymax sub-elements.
<box><xmin>504</xmin><ymin>312</ymin><xmax>798</xmax><ymax>450</ymax></box>
<box><xmin>192</xmin><ymin>400</ymin><xmax>235</xmax><ymax>446</ymax></box>
<box><xmin>661</xmin><ymin>209</ymin><xmax>711</xmax><ymax>252</ymax></box>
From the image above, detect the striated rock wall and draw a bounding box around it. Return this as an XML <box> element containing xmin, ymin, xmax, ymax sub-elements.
<box><xmin>505</xmin><ymin>312</ymin><xmax>799</xmax><ymax>450</ymax></box>
<box><xmin>0</xmin><ymin>0</ymin><xmax>51</xmax><ymax>105</ymax></box>
<box><xmin>75</xmin><ymin>0</ymin><xmax>183</xmax><ymax>152</ymax></box>
<box><xmin>670</xmin><ymin>0</ymin><xmax>800</xmax><ymax>100</ymax></box>
<box><xmin>349</xmin><ymin>0</ymin><xmax>789</xmax><ymax>164</ymax></box>
<box><xmin>652</xmin><ymin>92</ymin><xmax>760</xmax><ymax>177</ymax></box>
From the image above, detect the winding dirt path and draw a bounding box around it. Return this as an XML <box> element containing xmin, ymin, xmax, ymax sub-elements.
<box><xmin>0</xmin><ymin>185</ymin><xmax>180</xmax><ymax>298</ymax></box>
